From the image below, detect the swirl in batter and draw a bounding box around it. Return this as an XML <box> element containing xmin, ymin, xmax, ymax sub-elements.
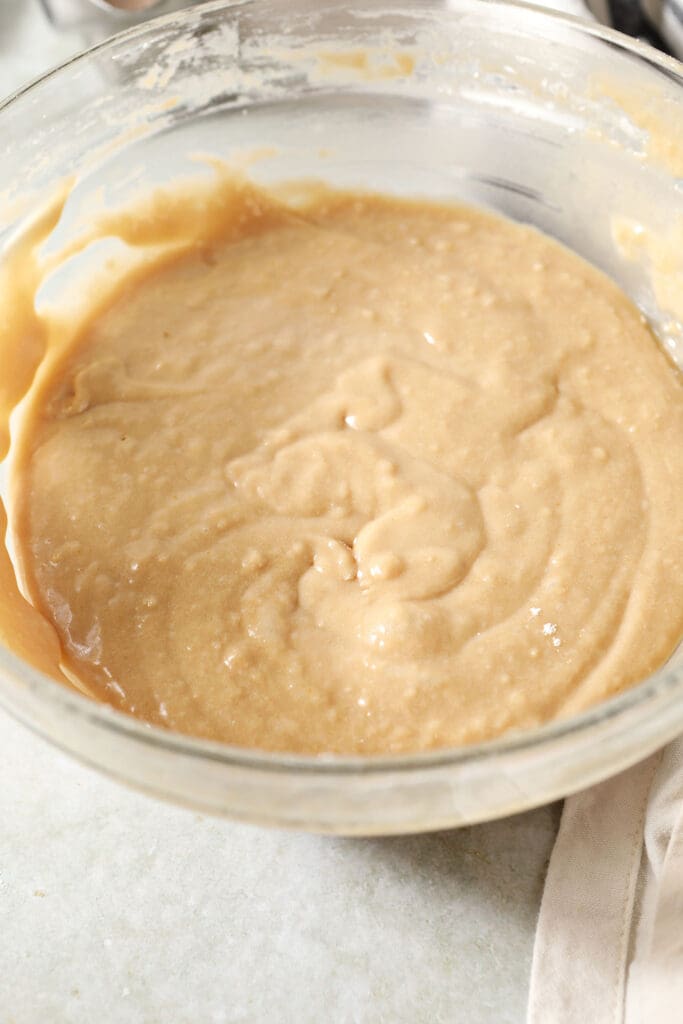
<box><xmin>10</xmin><ymin>183</ymin><xmax>683</xmax><ymax>753</ymax></box>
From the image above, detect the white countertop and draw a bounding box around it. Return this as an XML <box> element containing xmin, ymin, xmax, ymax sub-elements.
<box><xmin>1</xmin><ymin>711</ymin><xmax>560</xmax><ymax>1023</ymax></box>
<box><xmin>0</xmin><ymin>4</ymin><xmax>560</xmax><ymax>1021</ymax></box>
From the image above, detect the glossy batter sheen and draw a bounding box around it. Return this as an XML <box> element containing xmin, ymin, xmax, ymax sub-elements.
<box><xmin>11</xmin><ymin>183</ymin><xmax>683</xmax><ymax>753</ymax></box>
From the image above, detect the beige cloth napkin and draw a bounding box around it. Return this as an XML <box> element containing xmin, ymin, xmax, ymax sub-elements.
<box><xmin>526</xmin><ymin>0</ymin><xmax>683</xmax><ymax>1019</ymax></box>
<box><xmin>528</xmin><ymin>737</ymin><xmax>683</xmax><ymax>1023</ymax></box>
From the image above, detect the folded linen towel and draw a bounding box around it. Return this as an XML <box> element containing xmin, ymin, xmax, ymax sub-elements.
<box><xmin>529</xmin><ymin>738</ymin><xmax>683</xmax><ymax>1023</ymax></box>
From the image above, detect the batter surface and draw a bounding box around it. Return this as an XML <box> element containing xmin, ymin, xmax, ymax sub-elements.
<box><xmin>10</xmin><ymin>181</ymin><xmax>683</xmax><ymax>753</ymax></box>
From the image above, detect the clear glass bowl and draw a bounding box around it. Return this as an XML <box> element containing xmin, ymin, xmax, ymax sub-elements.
<box><xmin>1</xmin><ymin>0</ymin><xmax>682</xmax><ymax>834</ymax></box>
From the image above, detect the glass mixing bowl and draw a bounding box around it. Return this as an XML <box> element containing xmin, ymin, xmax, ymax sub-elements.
<box><xmin>1</xmin><ymin>0</ymin><xmax>682</xmax><ymax>834</ymax></box>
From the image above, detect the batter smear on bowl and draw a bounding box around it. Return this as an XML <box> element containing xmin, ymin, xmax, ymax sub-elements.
<box><xmin>7</xmin><ymin>180</ymin><xmax>683</xmax><ymax>753</ymax></box>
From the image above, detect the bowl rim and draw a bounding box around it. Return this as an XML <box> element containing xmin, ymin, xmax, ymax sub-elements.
<box><xmin>0</xmin><ymin>0</ymin><xmax>682</xmax><ymax>778</ymax></box>
<box><xmin>2</xmin><ymin>0</ymin><xmax>683</xmax><ymax>119</ymax></box>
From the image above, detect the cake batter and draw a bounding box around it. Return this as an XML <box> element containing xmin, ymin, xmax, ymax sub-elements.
<box><xmin>7</xmin><ymin>180</ymin><xmax>683</xmax><ymax>753</ymax></box>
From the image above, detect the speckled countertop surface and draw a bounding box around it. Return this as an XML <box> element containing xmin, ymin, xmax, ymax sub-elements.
<box><xmin>1</xmin><ymin>712</ymin><xmax>559</xmax><ymax>1023</ymax></box>
<box><xmin>0</xmin><ymin>5</ymin><xmax>560</xmax><ymax>1021</ymax></box>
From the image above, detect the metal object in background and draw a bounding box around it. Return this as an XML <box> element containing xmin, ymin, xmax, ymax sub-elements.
<box><xmin>639</xmin><ymin>0</ymin><xmax>683</xmax><ymax>56</ymax></box>
<box><xmin>39</xmin><ymin>0</ymin><xmax>205</xmax><ymax>32</ymax></box>
<box><xmin>597</xmin><ymin>0</ymin><xmax>682</xmax><ymax>54</ymax></box>
<box><xmin>586</xmin><ymin>0</ymin><xmax>682</xmax><ymax>55</ymax></box>
<box><xmin>95</xmin><ymin>1</ymin><xmax>165</xmax><ymax>9</ymax></box>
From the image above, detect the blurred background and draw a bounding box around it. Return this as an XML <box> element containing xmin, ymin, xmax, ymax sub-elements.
<box><xmin>0</xmin><ymin>1</ymin><xmax>202</xmax><ymax>100</ymax></box>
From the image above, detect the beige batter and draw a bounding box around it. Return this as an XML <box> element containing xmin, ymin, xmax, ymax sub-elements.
<box><xmin>7</xmin><ymin>180</ymin><xmax>683</xmax><ymax>754</ymax></box>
